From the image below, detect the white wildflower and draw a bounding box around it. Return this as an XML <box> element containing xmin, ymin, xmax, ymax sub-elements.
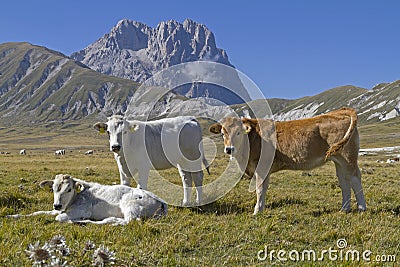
<box><xmin>84</xmin><ymin>240</ymin><xmax>96</xmax><ymax>251</ymax></box>
<box><xmin>92</xmin><ymin>245</ymin><xmax>116</xmax><ymax>266</ymax></box>
<box><xmin>50</xmin><ymin>257</ymin><xmax>69</xmax><ymax>267</ymax></box>
<box><xmin>25</xmin><ymin>241</ymin><xmax>51</xmax><ymax>266</ymax></box>
<box><xmin>49</xmin><ymin>235</ymin><xmax>70</xmax><ymax>256</ymax></box>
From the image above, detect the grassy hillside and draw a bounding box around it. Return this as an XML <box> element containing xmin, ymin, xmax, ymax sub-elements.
<box><xmin>359</xmin><ymin>117</ymin><xmax>400</xmax><ymax>148</ymax></box>
<box><xmin>282</xmin><ymin>85</ymin><xmax>368</xmax><ymax>113</ymax></box>
<box><xmin>0</xmin><ymin>42</ymin><xmax>140</xmax><ymax>125</ymax></box>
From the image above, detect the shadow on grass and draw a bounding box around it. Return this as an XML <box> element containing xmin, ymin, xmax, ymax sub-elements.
<box><xmin>188</xmin><ymin>197</ymin><xmax>308</xmax><ymax>215</ymax></box>
<box><xmin>0</xmin><ymin>192</ymin><xmax>32</xmax><ymax>209</ymax></box>
<box><xmin>370</xmin><ymin>205</ymin><xmax>400</xmax><ymax>216</ymax></box>
<box><xmin>266</xmin><ymin>197</ymin><xmax>307</xmax><ymax>209</ymax></box>
<box><xmin>187</xmin><ymin>202</ymin><xmax>248</xmax><ymax>215</ymax></box>
<box><xmin>311</xmin><ymin>207</ymin><xmax>336</xmax><ymax>217</ymax></box>
<box><xmin>393</xmin><ymin>206</ymin><xmax>400</xmax><ymax>216</ymax></box>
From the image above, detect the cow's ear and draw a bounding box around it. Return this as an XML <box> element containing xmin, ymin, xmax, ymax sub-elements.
<box><xmin>93</xmin><ymin>122</ymin><xmax>107</xmax><ymax>134</ymax></box>
<box><xmin>242</xmin><ymin>119</ymin><xmax>253</xmax><ymax>134</ymax></box>
<box><xmin>243</xmin><ymin>124</ymin><xmax>252</xmax><ymax>134</ymax></box>
<box><xmin>209</xmin><ymin>123</ymin><xmax>222</xmax><ymax>134</ymax></box>
<box><xmin>129</xmin><ymin>123</ymin><xmax>140</xmax><ymax>132</ymax></box>
<box><xmin>74</xmin><ymin>182</ymin><xmax>85</xmax><ymax>193</ymax></box>
<box><xmin>39</xmin><ymin>180</ymin><xmax>54</xmax><ymax>189</ymax></box>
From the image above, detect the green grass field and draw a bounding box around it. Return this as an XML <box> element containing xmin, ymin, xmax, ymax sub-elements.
<box><xmin>0</xmin><ymin>123</ymin><xmax>399</xmax><ymax>266</ymax></box>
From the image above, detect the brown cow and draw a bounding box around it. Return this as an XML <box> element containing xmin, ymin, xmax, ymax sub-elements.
<box><xmin>209</xmin><ymin>107</ymin><xmax>366</xmax><ymax>214</ymax></box>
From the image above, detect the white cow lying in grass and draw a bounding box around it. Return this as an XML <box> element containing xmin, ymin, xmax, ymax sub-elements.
<box><xmin>8</xmin><ymin>174</ymin><xmax>167</xmax><ymax>225</ymax></box>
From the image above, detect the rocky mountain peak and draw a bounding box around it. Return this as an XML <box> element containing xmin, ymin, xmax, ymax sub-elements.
<box><xmin>70</xmin><ymin>19</ymin><xmax>243</xmax><ymax>103</ymax></box>
<box><xmin>110</xmin><ymin>19</ymin><xmax>150</xmax><ymax>51</ymax></box>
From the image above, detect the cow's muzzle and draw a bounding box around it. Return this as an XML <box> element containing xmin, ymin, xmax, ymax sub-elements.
<box><xmin>111</xmin><ymin>145</ymin><xmax>121</xmax><ymax>153</ymax></box>
<box><xmin>53</xmin><ymin>204</ymin><xmax>62</xmax><ymax>210</ymax></box>
<box><xmin>224</xmin><ymin>146</ymin><xmax>235</xmax><ymax>155</ymax></box>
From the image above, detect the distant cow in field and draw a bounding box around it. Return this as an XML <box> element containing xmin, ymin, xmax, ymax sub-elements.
<box><xmin>386</xmin><ymin>157</ymin><xmax>399</xmax><ymax>163</ymax></box>
<box><xmin>19</xmin><ymin>149</ymin><xmax>26</xmax><ymax>155</ymax></box>
<box><xmin>209</xmin><ymin>107</ymin><xmax>366</xmax><ymax>214</ymax></box>
<box><xmin>94</xmin><ymin>115</ymin><xmax>209</xmax><ymax>206</ymax></box>
<box><xmin>55</xmin><ymin>149</ymin><xmax>65</xmax><ymax>156</ymax></box>
<box><xmin>7</xmin><ymin>174</ymin><xmax>167</xmax><ymax>224</ymax></box>
<box><xmin>85</xmin><ymin>150</ymin><xmax>94</xmax><ymax>155</ymax></box>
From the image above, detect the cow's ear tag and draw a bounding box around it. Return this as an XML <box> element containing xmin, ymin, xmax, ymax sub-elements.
<box><xmin>99</xmin><ymin>127</ymin><xmax>106</xmax><ymax>134</ymax></box>
<box><xmin>244</xmin><ymin>126</ymin><xmax>251</xmax><ymax>134</ymax></box>
<box><xmin>130</xmin><ymin>124</ymin><xmax>139</xmax><ymax>132</ymax></box>
<box><xmin>75</xmin><ymin>182</ymin><xmax>84</xmax><ymax>193</ymax></box>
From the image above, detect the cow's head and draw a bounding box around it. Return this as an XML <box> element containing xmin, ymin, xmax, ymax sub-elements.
<box><xmin>93</xmin><ymin>115</ymin><xmax>139</xmax><ymax>154</ymax></box>
<box><xmin>40</xmin><ymin>174</ymin><xmax>84</xmax><ymax>212</ymax></box>
<box><xmin>209</xmin><ymin>117</ymin><xmax>253</xmax><ymax>156</ymax></box>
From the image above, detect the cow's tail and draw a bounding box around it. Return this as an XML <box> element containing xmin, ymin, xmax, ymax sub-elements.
<box><xmin>325</xmin><ymin>108</ymin><xmax>358</xmax><ymax>161</ymax></box>
<box><xmin>202</xmin><ymin>156</ymin><xmax>210</xmax><ymax>175</ymax></box>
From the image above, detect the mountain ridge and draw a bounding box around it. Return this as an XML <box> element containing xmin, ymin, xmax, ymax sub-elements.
<box><xmin>1</xmin><ymin>42</ymin><xmax>399</xmax><ymax>125</ymax></box>
<box><xmin>270</xmin><ymin>82</ymin><xmax>400</xmax><ymax>123</ymax></box>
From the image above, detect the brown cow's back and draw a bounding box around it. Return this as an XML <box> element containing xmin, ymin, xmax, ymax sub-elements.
<box><xmin>256</xmin><ymin>108</ymin><xmax>359</xmax><ymax>172</ymax></box>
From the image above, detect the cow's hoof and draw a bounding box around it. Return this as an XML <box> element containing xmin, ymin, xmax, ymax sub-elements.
<box><xmin>340</xmin><ymin>208</ymin><xmax>351</xmax><ymax>213</ymax></box>
<box><xmin>253</xmin><ymin>210</ymin><xmax>260</xmax><ymax>215</ymax></box>
<box><xmin>357</xmin><ymin>206</ymin><xmax>367</xmax><ymax>212</ymax></box>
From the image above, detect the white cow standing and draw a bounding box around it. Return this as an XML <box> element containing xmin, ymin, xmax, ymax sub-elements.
<box><xmin>94</xmin><ymin>115</ymin><xmax>209</xmax><ymax>206</ymax></box>
<box><xmin>8</xmin><ymin>174</ymin><xmax>167</xmax><ymax>224</ymax></box>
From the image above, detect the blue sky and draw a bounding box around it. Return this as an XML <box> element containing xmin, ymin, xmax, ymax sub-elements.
<box><xmin>1</xmin><ymin>0</ymin><xmax>399</xmax><ymax>99</ymax></box>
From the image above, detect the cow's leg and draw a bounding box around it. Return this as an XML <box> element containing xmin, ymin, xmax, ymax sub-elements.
<box><xmin>177</xmin><ymin>164</ymin><xmax>192</xmax><ymax>206</ymax></box>
<box><xmin>137</xmin><ymin>169</ymin><xmax>150</xmax><ymax>190</ymax></box>
<box><xmin>254</xmin><ymin>173</ymin><xmax>270</xmax><ymax>215</ymax></box>
<box><xmin>7</xmin><ymin>210</ymin><xmax>61</xmax><ymax>219</ymax></box>
<box><xmin>350</xmin><ymin>166</ymin><xmax>366</xmax><ymax>211</ymax></box>
<box><xmin>55</xmin><ymin>207</ymin><xmax>91</xmax><ymax>223</ymax></box>
<box><xmin>335</xmin><ymin>162</ymin><xmax>352</xmax><ymax>212</ymax></box>
<box><xmin>55</xmin><ymin>213</ymin><xmax>73</xmax><ymax>222</ymax></box>
<box><xmin>72</xmin><ymin>217</ymin><xmax>129</xmax><ymax>225</ymax></box>
<box><xmin>115</xmin><ymin>154</ymin><xmax>134</xmax><ymax>186</ymax></box>
<box><xmin>119</xmin><ymin>171</ymin><xmax>132</xmax><ymax>186</ymax></box>
<box><xmin>120</xmin><ymin>173</ymin><xmax>130</xmax><ymax>186</ymax></box>
<box><xmin>191</xmin><ymin>171</ymin><xmax>204</xmax><ymax>205</ymax></box>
